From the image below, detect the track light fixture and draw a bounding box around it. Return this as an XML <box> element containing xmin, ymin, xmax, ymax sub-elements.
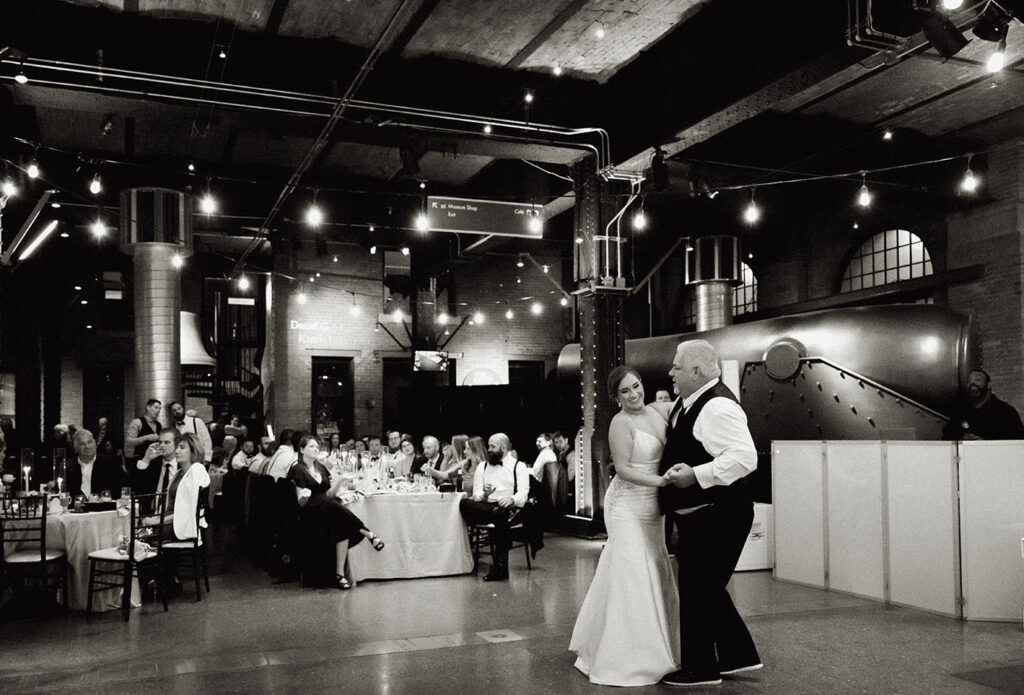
<box><xmin>916</xmin><ymin>4</ymin><xmax>969</xmax><ymax>59</ymax></box>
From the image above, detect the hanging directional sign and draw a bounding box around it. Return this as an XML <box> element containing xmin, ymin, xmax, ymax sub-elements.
<box><xmin>426</xmin><ymin>196</ymin><xmax>544</xmax><ymax>238</ymax></box>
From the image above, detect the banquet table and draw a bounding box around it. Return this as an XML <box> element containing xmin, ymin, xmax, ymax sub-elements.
<box><xmin>345</xmin><ymin>491</ymin><xmax>473</xmax><ymax>582</ymax></box>
<box><xmin>45</xmin><ymin>509</ymin><xmax>129</xmax><ymax>611</ymax></box>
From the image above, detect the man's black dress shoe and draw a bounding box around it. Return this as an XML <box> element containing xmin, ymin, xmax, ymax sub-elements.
<box><xmin>661</xmin><ymin>669</ymin><xmax>722</xmax><ymax>687</ymax></box>
<box><xmin>719</xmin><ymin>661</ymin><xmax>763</xmax><ymax>676</ymax></box>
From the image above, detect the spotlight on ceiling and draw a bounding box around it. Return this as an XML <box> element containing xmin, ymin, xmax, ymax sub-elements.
<box><xmin>916</xmin><ymin>7</ymin><xmax>969</xmax><ymax>59</ymax></box>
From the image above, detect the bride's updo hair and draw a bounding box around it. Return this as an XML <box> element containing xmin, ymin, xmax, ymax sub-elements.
<box><xmin>607</xmin><ymin>365</ymin><xmax>642</xmax><ymax>402</ymax></box>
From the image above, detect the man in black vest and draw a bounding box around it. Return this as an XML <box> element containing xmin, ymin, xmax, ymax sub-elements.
<box><xmin>659</xmin><ymin>339</ymin><xmax>761</xmax><ymax>687</ymax></box>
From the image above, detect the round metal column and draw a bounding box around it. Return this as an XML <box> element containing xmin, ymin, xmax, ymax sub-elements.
<box><xmin>120</xmin><ymin>188</ymin><xmax>193</xmax><ymax>417</ymax></box>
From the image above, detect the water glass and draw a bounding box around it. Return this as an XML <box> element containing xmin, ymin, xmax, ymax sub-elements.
<box><xmin>59</xmin><ymin>493</ymin><xmax>71</xmax><ymax>514</ymax></box>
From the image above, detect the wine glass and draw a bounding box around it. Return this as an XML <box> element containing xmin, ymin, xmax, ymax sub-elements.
<box><xmin>59</xmin><ymin>492</ymin><xmax>71</xmax><ymax>514</ymax></box>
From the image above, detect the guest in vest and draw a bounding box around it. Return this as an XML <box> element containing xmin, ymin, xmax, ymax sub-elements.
<box><xmin>657</xmin><ymin>339</ymin><xmax>762</xmax><ymax>687</ymax></box>
<box><xmin>126</xmin><ymin>399</ymin><xmax>162</xmax><ymax>487</ymax></box>
<box><xmin>168</xmin><ymin>401</ymin><xmax>213</xmax><ymax>465</ymax></box>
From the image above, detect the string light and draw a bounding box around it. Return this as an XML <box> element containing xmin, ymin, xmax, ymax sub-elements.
<box><xmin>632</xmin><ymin>210</ymin><xmax>647</xmax><ymax>230</ymax></box>
<box><xmin>89</xmin><ymin>173</ymin><xmax>102</xmax><ymax>195</ymax></box>
<box><xmin>14</xmin><ymin>68</ymin><xmax>28</xmax><ymax>85</ymax></box>
<box><xmin>552</xmin><ymin>65</ymin><xmax>563</xmax><ymax>76</ymax></box>
<box><xmin>960</xmin><ymin>155</ymin><xmax>979</xmax><ymax>192</ymax></box>
<box><xmin>27</xmin><ymin>160</ymin><xmax>39</xmax><ymax>179</ymax></box>
<box><xmin>187</xmin><ymin>161</ymin><xmax>196</xmax><ymax>172</ymax></box>
<box><xmin>882</xmin><ymin>129</ymin><xmax>893</xmax><ymax>141</ymax></box>
<box><xmin>237</xmin><ymin>275</ymin><xmax>250</xmax><ymax>291</ymax></box>
<box><xmin>857</xmin><ymin>173</ymin><xmax>872</xmax><ymax>208</ymax></box>
<box><xmin>1</xmin><ymin>179</ymin><xmax>16</xmax><ymax>197</ymax></box>
<box><xmin>296</xmin><ymin>291</ymin><xmax>307</xmax><ymax>304</ymax></box>
<box><xmin>436</xmin><ymin>312</ymin><xmax>448</xmax><ymax>324</ymax></box>
<box><xmin>986</xmin><ymin>37</ymin><xmax>1007</xmax><ymax>73</ymax></box>
<box><xmin>90</xmin><ymin>220</ymin><xmax>107</xmax><ymax>238</ymax></box>
<box><xmin>528</xmin><ymin>216</ymin><xmax>542</xmax><ymax>233</ymax></box>
<box><xmin>401</xmin><ymin>246</ymin><xmax>410</xmax><ymax>255</ymax></box>
<box><xmin>523</xmin><ymin>90</ymin><xmax>534</xmax><ymax>104</ymax></box>
<box><xmin>305</xmin><ymin>202</ymin><xmax>323</xmax><ymax>226</ymax></box>
<box><xmin>171</xmin><ymin>253</ymin><xmax>184</xmax><ymax>269</ymax></box>
<box><xmin>595</xmin><ymin>23</ymin><xmax>606</xmax><ymax>38</ymax></box>
<box><xmin>530</xmin><ymin>302</ymin><xmax>543</xmax><ymax>315</ymax></box>
<box><xmin>483</xmin><ymin>124</ymin><xmax>493</xmax><ymax>134</ymax></box>
<box><xmin>742</xmin><ymin>189</ymin><xmax>761</xmax><ymax>224</ymax></box>
<box><xmin>473</xmin><ymin>311</ymin><xmax>485</xmax><ymax>324</ymax></box>
<box><xmin>200</xmin><ymin>192</ymin><xmax>217</xmax><ymax>215</ymax></box>
<box><xmin>560</xmin><ymin>296</ymin><xmax>569</xmax><ymax>307</ymax></box>
<box><xmin>941</xmin><ymin>0</ymin><xmax>963</xmax><ymax>8</ymax></box>
<box><xmin>516</xmin><ymin>255</ymin><xmax>525</xmax><ymax>268</ymax></box>
<box><xmin>392</xmin><ymin>308</ymin><xmax>404</xmax><ymax>321</ymax></box>
<box><xmin>505</xmin><ymin>307</ymin><xmax>514</xmax><ymax>320</ymax></box>
<box><xmin>414</xmin><ymin>213</ymin><xmax>429</xmax><ymax>232</ymax></box>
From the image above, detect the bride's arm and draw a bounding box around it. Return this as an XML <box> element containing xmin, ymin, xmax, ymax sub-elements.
<box><xmin>608</xmin><ymin>415</ymin><xmax>668</xmax><ymax>488</ymax></box>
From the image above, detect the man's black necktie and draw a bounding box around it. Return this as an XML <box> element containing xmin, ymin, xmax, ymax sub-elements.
<box><xmin>669</xmin><ymin>399</ymin><xmax>683</xmax><ymax>428</ymax></box>
<box><xmin>160</xmin><ymin>463</ymin><xmax>171</xmax><ymax>495</ymax></box>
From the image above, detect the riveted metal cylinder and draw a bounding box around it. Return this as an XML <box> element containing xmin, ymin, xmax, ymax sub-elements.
<box><xmin>120</xmin><ymin>188</ymin><xmax>192</xmax><ymax>416</ymax></box>
<box><xmin>694</xmin><ymin>281</ymin><xmax>734</xmax><ymax>332</ymax></box>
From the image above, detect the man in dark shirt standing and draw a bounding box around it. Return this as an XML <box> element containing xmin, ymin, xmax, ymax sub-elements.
<box><xmin>942</xmin><ymin>369</ymin><xmax>1024</xmax><ymax>440</ymax></box>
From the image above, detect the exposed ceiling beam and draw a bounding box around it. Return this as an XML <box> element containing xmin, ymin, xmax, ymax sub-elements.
<box><xmin>505</xmin><ymin>0</ymin><xmax>588</xmax><ymax>70</ymax></box>
<box><xmin>263</xmin><ymin>0</ymin><xmax>292</xmax><ymax>36</ymax></box>
<box><xmin>384</xmin><ymin>0</ymin><xmax>441</xmax><ymax>57</ymax></box>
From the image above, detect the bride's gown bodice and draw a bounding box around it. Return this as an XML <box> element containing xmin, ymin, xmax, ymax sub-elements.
<box><xmin>604</xmin><ymin>419</ymin><xmax>665</xmax><ymax>521</ymax></box>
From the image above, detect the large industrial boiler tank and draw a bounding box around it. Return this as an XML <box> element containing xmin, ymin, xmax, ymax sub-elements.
<box><xmin>558</xmin><ymin>305</ymin><xmax>979</xmax><ymax>449</ymax></box>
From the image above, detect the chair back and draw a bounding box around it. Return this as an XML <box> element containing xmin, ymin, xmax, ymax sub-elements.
<box><xmin>0</xmin><ymin>494</ymin><xmax>49</xmax><ymax>562</ymax></box>
<box><xmin>130</xmin><ymin>491</ymin><xmax>166</xmax><ymax>560</ymax></box>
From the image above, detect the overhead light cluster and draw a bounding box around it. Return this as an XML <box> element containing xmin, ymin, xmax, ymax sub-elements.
<box><xmin>917</xmin><ymin>0</ymin><xmax>1020</xmax><ymax>72</ymax></box>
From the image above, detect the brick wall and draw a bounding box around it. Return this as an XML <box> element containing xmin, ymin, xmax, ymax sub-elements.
<box><xmin>265</xmin><ymin>245</ymin><xmax>573</xmax><ymax>438</ymax></box>
<box><xmin>59</xmin><ymin>358</ymin><xmax>83</xmax><ymax>427</ymax></box>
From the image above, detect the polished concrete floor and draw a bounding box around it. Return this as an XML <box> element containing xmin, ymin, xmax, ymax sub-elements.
<box><xmin>2</xmin><ymin>522</ymin><xmax>1023</xmax><ymax>695</ymax></box>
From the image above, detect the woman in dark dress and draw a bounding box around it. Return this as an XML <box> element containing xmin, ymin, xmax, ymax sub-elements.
<box><xmin>288</xmin><ymin>434</ymin><xmax>384</xmax><ymax>589</ymax></box>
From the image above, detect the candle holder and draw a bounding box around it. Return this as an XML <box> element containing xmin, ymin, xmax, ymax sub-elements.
<box><xmin>20</xmin><ymin>448</ymin><xmax>34</xmax><ymax>493</ymax></box>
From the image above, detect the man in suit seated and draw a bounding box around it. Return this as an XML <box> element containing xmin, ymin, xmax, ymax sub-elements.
<box><xmin>67</xmin><ymin>428</ymin><xmax>127</xmax><ymax>499</ymax></box>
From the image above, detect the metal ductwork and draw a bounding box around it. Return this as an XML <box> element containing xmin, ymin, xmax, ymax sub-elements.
<box><xmin>687</xmin><ymin>235</ymin><xmax>740</xmax><ymax>332</ymax></box>
<box><xmin>120</xmin><ymin>187</ymin><xmax>193</xmax><ymax>415</ymax></box>
<box><xmin>180</xmin><ymin>311</ymin><xmax>216</xmax><ymax>366</ymax></box>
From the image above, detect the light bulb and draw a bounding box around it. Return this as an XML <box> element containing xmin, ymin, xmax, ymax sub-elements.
<box><xmin>941</xmin><ymin>0</ymin><xmax>963</xmax><ymax>9</ymax></box>
<box><xmin>27</xmin><ymin>161</ymin><xmax>39</xmax><ymax>179</ymax></box>
<box><xmin>516</xmin><ymin>257</ymin><xmax>525</xmax><ymax>268</ymax></box>
<box><xmin>436</xmin><ymin>312</ymin><xmax>448</xmax><ymax>325</ymax></box>
<box><xmin>528</xmin><ymin>216</ymin><xmax>542</xmax><ymax>233</ymax></box>
<box><xmin>14</xmin><ymin>71</ymin><xmax>28</xmax><ymax>84</ymax></box>
<box><xmin>297</xmin><ymin>292</ymin><xmax>307</xmax><ymax>305</ymax></box>
<box><xmin>595</xmin><ymin>24</ymin><xmax>605</xmax><ymax>38</ymax></box>
<box><xmin>560</xmin><ymin>297</ymin><xmax>569</xmax><ymax>307</ymax></box>
<box><xmin>414</xmin><ymin>213</ymin><xmax>429</xmax><ymax>232</ymax></box>
<box><xmin>505</xmin><ymin>308</ymin><xmax>514</xmax><ymax>320</ymax></box>
<box><xmin>531</xmin><ymin>302</ymin><xmax>543</xmax><ymax>315</ymax></box>
<box><xmin>369</xmin><ymin>246</ymin><xmax>376</xmax><ymax>255</ymax></box>
<box><xmin>200</xmin><ymin>193</ymin><xmax>217</xmax><ymax>214</ymax></box>
<box><xmin>632</xmin><ymin>211</ymin><xmax>647</xmax><ymax>230</ymax></box>
<box><xmin>960</xmin><ymin>169</ymin><xmax>979</xmax><ymax>192</ymax></box>
<box><xmin>986</xmin><ymin>44</ymin><xmax>1006</xmax><ymax>73</ymax></box>
<box><xmin>882</xmin><ymin>129</ymin><xmax>893</xmax><ymax>141</ymax></box>
<box><xmin>553</xmin><ymin>66</ymin><xmax>563</xmax><ymax>76</ymax></box>
<box><xmin>1</xmin><ymin>179</ymin><xmax>16</xmax><ymax>197</ymax></box>
<box><xmin>483</xmin><ymin>124</ymin><xmax>492</xmax><ymax>134</ymax></box>
<box><xmin>473</xmin><ymin>311</ymin><xmax>485</xmax><ymax>324</ymax></box>
<box><xmin>401</xmin><ymin>246</ymin><xmax>410</xmax><ymax>256</ymax></box>
<box><xmin>393</xmin><ymin>308</ymin><xmax>404</xmax><ymax>321</ymax></box>
<box><xmin>89</xmin><ymin>174</ymin><xmax>102</xmax><ymax>195</ymax></box>
<box><xmin>857</xmin><ymin>185</ymin><xmax>872</xmax><ymax>208</ymax></box>
<box><xmin>305</xmin><ymin>204</ymin><xmax>323</xmax><ymax>226</ymax></box>
<box><xmin>524</xmin><ymin>91</ymin><xmax>534</xmax><ymax>104</ymax></box>
<box><xmin>743</xmin><ymin>202</ymin><xmax>761</xmax><ymax>224</ymax></box>
<box><xmin>171</xmin><ymin>253</ymin><xmax>184</xmax><ymax>269</ymax></box>
<box><xmin>237</xmin><ymin>275</ymin><xmax>250</xmax><ymax>291</ymax></box>
<box><xmin>187</xmin><ymin>161</ymin><xmax>196</xmax><ymax>172</ymax></box>
<box><xmin>90</xmin><ymin>220</ymin><xmax>106</xmax><ymax>238</ymax></box>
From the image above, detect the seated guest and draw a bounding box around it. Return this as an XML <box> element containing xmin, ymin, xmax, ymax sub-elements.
<box><xmin>393</xmin><ymin>439</ymin><xmax>417</xmax><ymax>478</ymax></box>
<box><xmin>214</xmin><ymin>435</ymin><xmax>238</xmax><ymax>472</ymax></box>
<box><xmin>231</xmin><ymin>439</ymin><xmax>264</xmax><ymax>471</ymax></box>
<box><xmin>151</xmin><ymin>432</ymin><xmax>211</xmax><ymax>541</ymax></box>
<box><xmin>263</xmin><ymin>429</ymin><xmax>298</xmax><ymax>480</ymax></box>
<box><xmin>458</xmin><ymin>433</ymin><xmax>530</xmax><ymax>581</ymax></box>
<box><xmin>135</xmin><ymin>429</ymin><xmax>180</xmax><ymax>495</ymax></box>
<box><xmin>460</xmin><ymin>435</ymin><xmax>487</xmax><ymax>492</ymax></box>
<box><xmin>289</xmin><ymin>435</ymin><xmax>385</xmax><ymax>589</ymax></box>
<box><xmin>353</xmin><ymin>440</ymin><xmax>367</xmax><ymax>454</ymax></box>
<box><xmin>425</xmin><ymin>434</ymin><xmax>469</xmax><ymax>484</ymax></box>
<box><xmin>327</xmin><ymin>433</ymin><xmax>343</xmax><ymax>456</ymax></box>
<box><xmin>416</xmin><ymin>436</ymin><xmax>444</xmax><ymax>481</ymax></box>
<box><xmin>223</xmin><ymin>413</ymin><xmax>248</xmax><ymax>440</ymax></box>
<box><xmin>531</xmin><ymin>432</ymin><xmax>566</xmax><ymax>527</ymax></box>
<box><xmin>67</xmin><ymin>428</ymin><xmax>126</xmax><ymax>499</ymax></box>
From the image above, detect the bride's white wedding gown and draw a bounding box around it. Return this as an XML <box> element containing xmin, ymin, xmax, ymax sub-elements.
<box><xmin>569</xmin><ymin>413</ymin><xmax>680</xmax><ymax>686</ymax></box>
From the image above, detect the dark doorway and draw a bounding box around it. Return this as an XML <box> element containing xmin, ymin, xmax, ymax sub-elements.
<box><xmin>311</xmin><ymin>357</ymin><xmax>354</xmax><ymax>441</ymax></box>
<box><xmin>382</xmin><ymin>357</ymin><xmax>413</xmax><ymax>433</ymax></box>
<box><xmin>508</xmin><ymin>360</ymin><xmax>545</xmax><ymax>385</ymax></box>
<box><xmin>83</xmin><ymin>367</ymin><xmax>124</xmax><ymax>454</ymax></box>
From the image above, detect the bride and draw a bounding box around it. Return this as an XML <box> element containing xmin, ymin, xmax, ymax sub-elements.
<box><xmin>569</xmin><ymin>365</ymin><xmax>680</xmax><ymax>686</ymax></box>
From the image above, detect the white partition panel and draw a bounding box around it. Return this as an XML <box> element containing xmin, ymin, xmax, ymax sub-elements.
<box><xmin>885</xmin><ymin>442</ymin><xmax>960</xmax><ymax>617</ymax></box>
<box><xmin>959</xmin><ymin>441</ymin><xmax>1024</xmax><ymax>622</ymax></box>
<box><xmin>772</xmin><ymin>441</ymin><xmax>825</xmax><ymax>587</ymax></box>
<box><xmin>826</xmin><ymin>441</ymin><xmax>885</xmax><ymax>600</ymax></box>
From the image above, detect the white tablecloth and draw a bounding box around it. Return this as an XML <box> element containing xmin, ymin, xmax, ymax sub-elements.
<box><xmin>46</xmin><ymin>510</ymin><xmax>128</xmax><ymax>611</ymax></box>
<box><xmin>346</xmin><ymin>492</ymin><xmax>472</xmax><ymax>582</ymax></box>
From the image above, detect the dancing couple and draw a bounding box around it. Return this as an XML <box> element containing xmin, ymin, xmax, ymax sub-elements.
<box><xmin>570</xmin><ymin>339</ymin><xmax>762</xmax><ymax>687</ymax></box>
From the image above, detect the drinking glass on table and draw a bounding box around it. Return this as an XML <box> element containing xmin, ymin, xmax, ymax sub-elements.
<box><xmin>59</xmin><ymin>492</ymin><xmax>71</xmax><ymax>514</ymax></box>
<box><xmin>100</xmin><ymin>489</ymin><xmax>112</xmax><ymax>502</ymax></box>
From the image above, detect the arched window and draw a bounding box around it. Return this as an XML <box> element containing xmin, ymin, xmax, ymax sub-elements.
<box><xmin>840</xmin><ymin>229</ymin><xmax>933</xmax><ymax>293</ymax></box>
<box><xmin>733</xmin><ymin>262</ymin><xmax>758</xmax><ymax>316</ymax></box>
